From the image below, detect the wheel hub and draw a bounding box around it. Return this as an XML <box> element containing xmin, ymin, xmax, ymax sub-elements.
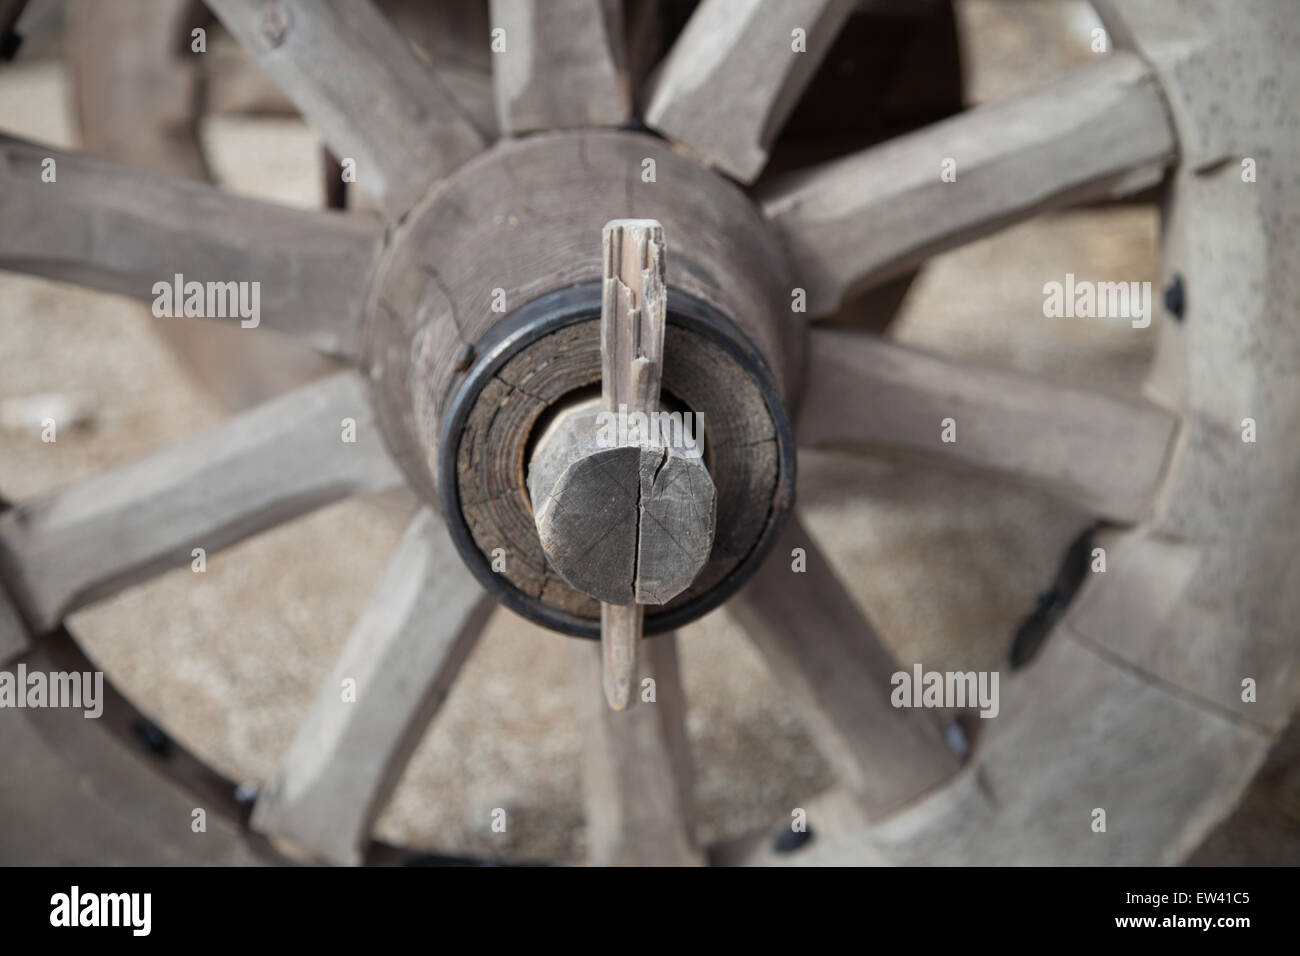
<box><xmin>361</xmin><ymin>130</ymin><xmax>801</xmax><ymax>635</ymax></box>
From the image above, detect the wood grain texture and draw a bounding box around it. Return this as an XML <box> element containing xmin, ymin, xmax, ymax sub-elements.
<box><xmin>0</xmin><ymin>373</ymin><xmax>402</xmax><ymax>635</ymax></box>
<box><xmin>601</xmin><ymin>220</ymin><xmax>666</xmax><ymax>418</ymax></box>
<box><xmin>1079</xmin><ymin>0</ymin><xmax>1300</xmax><ymax>731</ymax></box>
<box><xmin>572</xmin><ymin>633</ymin><xmax>703</xmax><ymax>865</ymax></box>
<box><xmin>760</xmin><ymin>51</ymin><xmax>1177</xmax><ymax>315</ymax></box>
<box><xmin>727</xmin><ymin>513</ymin><xmax>960</xmax><ymax>818</ymax></box>
<box><xmin>600</xmin><ymin>601</ymin><xmax>640</xmax><ymax>711</ymax></box>
<box><xmin>797</xmin><ymin>328</ymin><xmax>1179</xmax><ymax>523</ymax></box>
<box><xmin>252</xmin><ymin>509</ymin><xmax>492</xmax><ymax>866</ymax></box>
<box><xmin>0</xmin><ymin>132</ymin><xmax>383</xmax><ymax>358</ymax></box>
<box><xmin>490</xmin><ymin>0</ymin><xmax>630</xmax><ymax>133</ymax></box>
<box><xmin>528</xmin><ymin>400</ymin><xmax>714</xmax><ymax>608</ymax></box>
<box><xmin>530</xmin><ymin>430</ymin><xmax>640</xmax><ymax>605</ymax></box>
<box><xmin>633</xmin><ymin>442</ymin><xmax>716</xmax><ymax>604</ymax></box>
<box><xmin>205</xmin><ymin>0</ymin><xmax>485</xmax><ymax>220</ymax></box>
<box><xmin>599</xmin><ymin>219</ymin><xmax>666</xmax><ymax>708</ymax></box>
<box><xmin>378</xmin><ymin>0</ymin><xmax>498</xmax><ymax>139</ymax></box>
<box><xmin>644</xmin><ymin>0</ymin><xmax>855</xmax><ymax>183</ymax></box>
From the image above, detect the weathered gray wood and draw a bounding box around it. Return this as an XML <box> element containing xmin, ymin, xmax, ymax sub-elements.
<box><xmin>527</xmin><ymin>399</ymin><xmax>635</xmax><ymax>606</ymax></box>
<box><xmin>868</xmin><ymin>629</ymin><xmax>1270</xmax><ymax>865</ymax></box>
<box><xmin>368</xmin><ymin>130</ymin><xmax>799</xmax><ymax>501</ymax></box>
<box><xmin>623</xmin><ymin>0</ymin><xmax>662</xmax><ymax>104</ymax></box>
<box><xmin>490</xmin><ymin>0</ymin><xmax>629</xmax><ymax>133</ymax></box>
<box><xmin>644</xmin><ymin>0</ymin><xmax>855</xmax><ymax>183</ymax></box>
<box><xmin>598</xmin><ymin>220</ymin><xmax>668</xmax><ymax>709</ymax></box>
<box><xmin>797</xmin><ymin>328</ymin><xmax>1179</xmax><ymax>523</ymax></box>
<box><xmin>1075</xmin><ymin>0</ymin><xmax>1300</xmax><ymax>731</ymax></box>
<box><xmin>601</xmin><ymin>220</ymin><xmax>667</xmax><ymax>418</ymax></box>
<box><xmin>723</xmin><ymin>535</ymin><xmax>1274</xmax><ymax>864</ymax></box>
<box><xmin>730</xmin><ymin>0</ymin><xmax>1296</xmax><ymax>865</ymax></box>
<box><xmin>66</xmin><ymin>0</ymin><xmax>211</xmax><ymax>180</ymax></box>
<box><xmin>369</xmin><ymin>132</ymin><xmax>796</xmax><ymax>627</ymax></box>
<box><xmin>378</xmin><ymin>0</ymin><xmax>498</xmax><ymax>139</ymax></box>
<box><xmin>0</xmin><ymin>133</ymin><xmax>382</xmax><ymax>358</ymax></box>
<box><xmin>528</xmin><ymin>400</ymin><xmax>715</xmax><ymax>606</ymax></box>
<box><xmin>572</xmin><ymin>633</ymin><xmax>703</xmax><ymax>865</ymax></box>
<box><xmin>205</xmin><ymin>0</ymin><xmax>485</xmax><ymax>220</ymax></box>
<box><xmin>64</xmin><ymin>1</ymin><xmax>343</xmax><ymax>410</ymax></box>
<box><xmin>760</xmin><ymin>52</ymin><xmax>1177</xmax><ymax>315</ymax></box>
<box><xmin>727</xmin><ymin>513</ymin><xmax>960</xmax><ymax>818</ymax></box>
<box><xmin>601</xmin><ymin>602</ymin><xmax>640</xmax><ymax>712</ymax></box>
<box><xmin>634</xmin><ymin>442</ymin><xmax>716</xmax><ymax>605</ymax></box>
<box><xmin>720</xmin><ymin>622</ymin><xmax>1272</xmax><ymax>866</ymax></box>
<box><xmin>252</xmin><ymin>509</ymin><xmax>492</xmax><ymax>865</ymax></box>
<box><xmin>532</xmin><ymin>435</ymin><xmax>640</xmax><ymax>605</ymax></box>
<box><xmin>0</xmin><ymin>373</ymin><xmax>402</xmax><ymax>635</ymax></box>
<box><xmin>429</xmin><ymin>62</ymin><xmax>496</xmax><ymax>142</ymax></box>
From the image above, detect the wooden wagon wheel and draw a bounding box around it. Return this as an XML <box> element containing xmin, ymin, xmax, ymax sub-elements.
<box><xmin>1</xmin><ymin>0</ymin><xmax>1296</xmax><ymax>866</ymax></box>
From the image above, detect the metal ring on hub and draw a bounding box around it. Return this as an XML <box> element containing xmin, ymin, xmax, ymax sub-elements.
<box><xmin>438</xmin><ymin>282</ymin><xmax>796</xmax><ymax>638</ymax></box>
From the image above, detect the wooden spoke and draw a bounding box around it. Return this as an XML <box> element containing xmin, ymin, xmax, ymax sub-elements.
<box><xmin>727</xmin><ymin>512</ymin><xmax>959</xmax><ymax>819</ymax></box>
<box><xmin>760</xmin><ymin>52</ymin><xmax>1177</xmax><ymax>316</ymax></box>
<box><xmin>0</xmin><ymin>133</ymin><xmax>381</xmax><ymax>358</ymax></box>
<box><xmin>645</xmin><ymin>0</ymin><xmax>854</xmax><ymax>183</ymax></box>
<box><xmin>0</xmin><ymin>373</ymin><xmax>401</xmax><ymax>635</ymax></box>
<box><xmin>489</xmin><ymin>0</ymin><xmax>630</xmax><ymax>133</ymax></box>
<box><xmin>798</xmin><ymin>328</ymin><xmax>1179</xmax><ymax>523</ymax></box>
<box><xmin>65</xmin><ymin>0</ymin><xmax>212</xmax><ymax>180</ymax></box>
<box><xmin>204</xmin><ymin>0</ymin><xmax>485</xmax><ymax>220</ymax></box>
<box><xmin>571</xmin><ymin>632</ymin><xmax>703</xmax><ymax>865</ymax></box>
<box><xmin>251</xmin><ymin>509</ymin><xmax>492</xmax><ymax>866</ymax></box>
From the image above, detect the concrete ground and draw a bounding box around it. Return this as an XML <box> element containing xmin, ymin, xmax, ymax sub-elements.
<box><xmin>0</xmin><ymin>1</ymin><xmax>1290</xmax><ymax>864</ymax></box>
